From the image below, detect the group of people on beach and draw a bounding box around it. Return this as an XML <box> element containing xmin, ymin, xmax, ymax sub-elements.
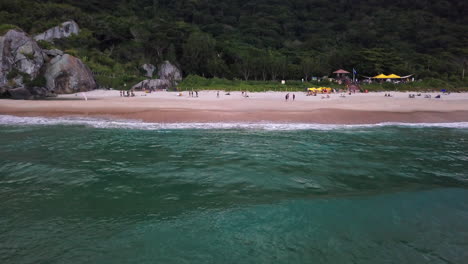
<box><xmin>120</xmin><ymin>90</ymin><xmax>135</xmax><ymax>97</ymax></box>
<box><xmin>285</xmin><ymin>93</ymin><xmax>295</xmax><ymax>101</ymax></box>
<box><xmin>188</xmin><ymin>90</ymin><xmax>199</xmax><ymax>97</ymax></box>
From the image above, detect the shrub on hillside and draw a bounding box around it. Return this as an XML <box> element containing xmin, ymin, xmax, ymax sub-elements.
<box><xmin>0</xmin><ymin>24</ymin><xmax>20</xmax><ymax>35</ymax></box>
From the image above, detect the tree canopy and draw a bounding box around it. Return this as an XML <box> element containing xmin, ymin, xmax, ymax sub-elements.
<box><xmin>1</xmin><ymin>0</ymin><xmax>467</xmax><ymax>82</ymax></box>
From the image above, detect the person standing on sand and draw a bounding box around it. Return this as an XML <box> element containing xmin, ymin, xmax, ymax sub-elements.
<box><xmin>285</xmin><ymin>93</ymin><xmax>289</xmax><ymax>101</ymax></box>
<box><xmin>293</xmin><ymin>94</ymin><xmax>295</xmax><ymax>101</ymax></box>
<box><xmin>195</xmin><ymin>91</ymin><xmax>198</xmax><ymax>97</ymax></box>
<box><xmin>217</xmin><ymin>91</ymin><xmax>219</xmax><ymax>98</ymax></box>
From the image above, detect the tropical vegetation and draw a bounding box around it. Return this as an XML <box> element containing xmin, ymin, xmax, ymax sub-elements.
<box><xmin>1</xmin><ymin>0</ymin><xmax>467</xmax><ymax>89</ymax></box>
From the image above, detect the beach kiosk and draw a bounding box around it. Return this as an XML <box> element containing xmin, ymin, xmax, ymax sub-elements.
<box><xmin>333</xmin><ymin>69</ymin><xmax>350</xmax><ymax>84</ymax></box>
<box><xmin>333</xmin><ymin>69</ymin><xmax>350</xmax><ymax>78</ymax></box>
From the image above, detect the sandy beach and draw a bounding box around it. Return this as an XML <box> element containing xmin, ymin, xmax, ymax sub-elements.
<box><xmin>1</xmin><ymin>90</ymin><xmax>468</xmax><ymax>124</ymax></box>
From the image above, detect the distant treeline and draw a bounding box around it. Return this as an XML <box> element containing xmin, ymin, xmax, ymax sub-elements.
<box><xmin>1</xmin><ymin>0</ymin><xmax>467</xmax><ymax>85</ymax></box>
<box><xmin>178</xmin><ymin>75</ymin><xmax>468</xmax><ymax>92</ymax></box>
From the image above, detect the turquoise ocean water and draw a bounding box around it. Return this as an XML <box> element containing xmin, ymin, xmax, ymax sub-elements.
<box><xmin>1</xmin><ymin>115</ymin><xmax>468</xmax><ymax>263</ymax></box>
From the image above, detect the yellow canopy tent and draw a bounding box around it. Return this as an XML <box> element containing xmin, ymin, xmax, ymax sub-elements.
<box><xmin>386</xmin><ymin>74</ymin><xmax>401</xmax><ymax>79</ymax></box>
<box><xmin>373</xmin><ymin>74</ymin><xmax>389</xmax><ymax>79</ymax></box>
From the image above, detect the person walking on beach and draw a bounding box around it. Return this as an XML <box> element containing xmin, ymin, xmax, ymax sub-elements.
<box><xmin>120</xmin><ymin>90</ymin><xmax>123</xmax><ymax>97</ymax></box>
<box><xmin>285</xmin><ymin>93</ymin><xmax>289</xmax><ymax>101</ymax></box>
<box><xmin>217</xmin><ymin>91</ymin><xmax>219</xmax><ymax>98</ymax></box>
<box><xmin>195</xmin><ymin>91</ymin><xmax>198</xmax><ymax>97</ymax></box>
<box><xmin>293</xmin><ymin>94</ymin><xmax>295</xmax><ymax>101</ymax></box>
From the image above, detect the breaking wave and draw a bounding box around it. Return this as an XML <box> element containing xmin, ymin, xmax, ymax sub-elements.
<box><xmin>1</xmin><ymin>115</ymin><xmax>468</xmax><ymax>130</ymax></box>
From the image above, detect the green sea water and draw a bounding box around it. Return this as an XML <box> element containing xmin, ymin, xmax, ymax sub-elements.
<box><xmin>1</xmin><ymin>118</ymin><xmax>468</xmax><ymax>263</ymax></box>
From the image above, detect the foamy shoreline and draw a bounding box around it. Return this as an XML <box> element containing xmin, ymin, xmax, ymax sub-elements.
<box><xmin>1</xmin><ymin>115</ymin><xmax>468</xmax><ymax>130</ymax></box>
<box><xmin>1</xmin><ymin>90</ymin><xmax>468</xmax><ymax>124</ymax></box>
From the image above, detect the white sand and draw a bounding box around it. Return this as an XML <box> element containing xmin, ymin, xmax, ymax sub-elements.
<box><xmin>2</xmin><ymin>90</ymin><xmax>468</xmax><ymax>124</ymax></box>
<box><xmin>57</xmin><ymin>90</ymin><xmax>468</xmax><ymax>112</ymax></box>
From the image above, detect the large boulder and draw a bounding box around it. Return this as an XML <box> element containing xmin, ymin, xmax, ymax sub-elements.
<box><xmin>0</xmin><ymin>84</ymin><xmax>53</xmax><ymax>99</ymax></box>
<box><xmin>44</xmin><ymin>54</ymin><xmax>97</xmax><ymax>94</ymax></box>
<box><xmin>30</xmin><ymin>86</ymin><xmax>54</xmax><ymax>98</ymax></box>
<box><xmin>141</xmin><ymin>63</ymin><xmax>156</xmax><ymax>78</ymax></box>
<box><xmin>0</xmin><ymin>86</ymin><xmax>8</xmax><ymax>97</ymax></box>
<box><xmin>34</xmin><ymin>21</ymin><xmax>80</xmax><ymax>42</ymax></box>
<box><xmin>7</xmin><ymin>87</ymin><xmax>33</xmax><ymax>100</ymax></box>
<box><xmin>157</xmin><ymin>61</ymin><xmax>182</xmax><ymax>84</ymax></box>
<box><xmin>0</xmin><ymin>29</ymin><xmax>44</xmax><ymax>85</ymax></box>
<box><xmin>132</xmin><ymin>79</ymin><xmax>171</xmax><ymax>91</ymax></box>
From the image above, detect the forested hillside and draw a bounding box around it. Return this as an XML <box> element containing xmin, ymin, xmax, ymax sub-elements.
<box><xmin>2</xmin><ymin>0</ymin><xmax>467</xmax><ymax>83</ymax></box>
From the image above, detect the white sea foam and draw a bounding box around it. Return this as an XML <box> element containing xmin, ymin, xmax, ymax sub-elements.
<box><xmin>1</xmin><ymin>115</ymin><xmax>468</xmax><ymax>130</ymax></box>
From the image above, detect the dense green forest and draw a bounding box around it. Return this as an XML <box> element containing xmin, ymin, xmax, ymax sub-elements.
<box><xmin>1</xmin><ymin>0</ymin><xmax>467</xmax><ymax>87</ymax></box>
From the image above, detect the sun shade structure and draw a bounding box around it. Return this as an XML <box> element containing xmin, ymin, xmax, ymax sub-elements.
<box><xmin>333</xmin><ymin>69</ymin><xmax>350</xmax><ymax>74</ymax></box>
<box><xmin>386</xmin><ymin>74</ymin><xmax>401</xmax><ymax>78</ymax></box>
<box><xmin>373</xmin><ymin>74</ymin><xmax>389</xmax><ymax>79</ymax></box>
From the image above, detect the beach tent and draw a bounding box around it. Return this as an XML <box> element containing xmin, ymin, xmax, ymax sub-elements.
<box><xmin>373</xmin><ymin>74</ymin><xmax>389</xmax><ymax>79</ymax></box>
<box><xmin>386</xmin><ymin>74</ymin><xmax>401</xmax><ymax>79</ymax></box>
<box><xmin>400</xmin><ymin>74</ymin><xmax>414</xmax><ymax>79</ymax></box>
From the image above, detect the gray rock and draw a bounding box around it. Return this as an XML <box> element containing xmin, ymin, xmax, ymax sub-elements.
<box><xmin>142</xmin><ymin>63</ymin><xmax>156</xmax><ymax>78</ymax></box>
<box><xmin>0</xmin><ymin>29</ymin><xmax>44</xmax><ymax>85</ymax></box>
<box><xmin>29</xmin><ymin>86</ymin><xmax>53</xmax><ymax>98</ymax></box>
<box><xmin>44</xmin><ymin>49</ymin><xmax>64</xmax><ymax>57</ymax></box>
<box><xmin>157</xmin><ymin>61</ymin><xmax>182</xmax><ymax>84</ymax></box>
<box><xmin>13</xmin><ymin>75</ymin><xmax>24</xmax><ymax>87</ymax></box>
<box><xmin>0</xmin><ymin>83</ymin><xmax>51</xmax><ymax>99</ymax></box>
<box><xmin>44</xmin><ymin>54</ymin><xmax>97</xmax><ymax>94</ymax></box>
<box><xmin>0</xmin><ymin>86</ymin><xmax>8</xmax><ymax>97</ymax></box>
<box><xmin>132</xmin><ymin>79</ymin><xmax>171</xmax><ymax>91</ymax></box>
<box><xmin>8</xmin><ymin>87</ymin><xmax>33</xmax><ymax>100</ymax></box>
<box><xmin>34</xmin><ymin>21</ymin><xmax>80</xmax><ymax>42</ymax></box>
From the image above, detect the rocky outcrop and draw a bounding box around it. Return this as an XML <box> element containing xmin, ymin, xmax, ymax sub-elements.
<box><xmin>132</xmin><ymin>79</ymin><xmax>171</xmax><ymax>91</ymax></box>
<box><xmin>0</xmin><ymin>86</ymin><xmax>54</xmax><ymax>100</ymax></box>
<box><xmin>157</xmin><ymin>60</ymin><xmax>182</xmax><ymax>84</ymax></box>
<box><xmin>44</xmin><ymin>54</ymin><xmax>96</xmax><ymax>94</ymax></box>
<box><xmin>34</xmin><ymin>21</ymin><xmax>80</xmax><ymax>42</ymax></box>
<box><xmin>141</xmin><ymin>63</ymin><xmax>156</xmax><ymax>78</ymax></box>
<box><xmin>0</xmin><ymin>29</ymin><xmax>44</xmax><ymax>85</ymax></box>
<box><xmin>132</xmin><ymin>61</ymin><xmax>182</xmax><ymax>91</ymax></box>
<box><xmin>0</xmin><ymin>26</ymin><xmax>96</xmax><ymax>99</ymax></box>
<box><xmin>43</xmin><ymin>49</ymin><xmax>64</xmax><ymax>57</ymax></box>
<box><xmin>0</xmin><ymin>86</ymin><xmax>7</xmax><ymax>95</ymax></box>
<box><xmin>7</xmin><ymin>87</ymin><xmax>33</xmax><ymax>100</ymax></box>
